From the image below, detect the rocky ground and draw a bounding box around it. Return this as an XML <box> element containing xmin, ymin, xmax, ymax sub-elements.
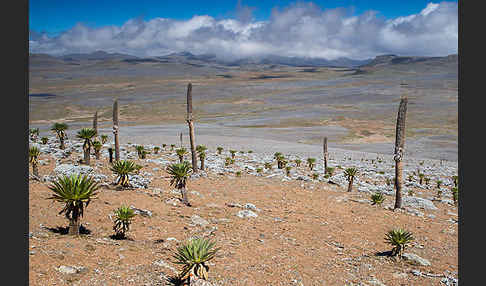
<box><xmin>29</xmin><ymin>135</ymin><xmax>458</xmax><ymax>285</ymax></box>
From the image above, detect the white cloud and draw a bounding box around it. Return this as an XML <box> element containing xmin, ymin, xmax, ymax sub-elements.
<box><xmin>29</xmin><ymin>1</ymin><xmax>458</xmax><ymax>60</ymax></box>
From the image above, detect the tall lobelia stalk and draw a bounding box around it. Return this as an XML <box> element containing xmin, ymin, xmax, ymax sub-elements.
<box><xmin>323</xmin><ymin>137</ymin><xmax>328</xmax><ymax>175</ymax></box>
<box><xmin>186</xmin><ymin>83</ymin><xmax>198</xmax><ymax>173</ymax></box>
<box><xmin>393</xmin><ymin>94</ymin><xmax>408</xmax><ymax>209</ymax></box>
<box><xmin>93</xmin><ymin>110</ymin><xmax>98</xmax><ymax>138</ymax></box>
<box><xmin>113</xmin><ymin>99</ymin><xmax>120</xmax><ymax>162</ymax></box>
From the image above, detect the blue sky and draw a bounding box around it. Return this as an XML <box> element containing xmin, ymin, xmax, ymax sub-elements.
<box><xmin>29</xmin><ymin>0</ymin><xmax>453</xmax><ymax>35</ymax></box>
<box><xmin>29</xmin><ymin>1</ymin><xmax>458</xmax><ymax>59</ymax></box>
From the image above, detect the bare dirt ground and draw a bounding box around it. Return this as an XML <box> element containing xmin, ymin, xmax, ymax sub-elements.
<box><xmin>29</xmin><ymin>146</ymin><xmax>458</xmax><ymax>286</ymax></box>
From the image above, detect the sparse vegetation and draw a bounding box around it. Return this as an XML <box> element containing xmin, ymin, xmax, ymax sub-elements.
<box><xmin>47</xmin><ymin>174</ymin><xmax>100</xmax><ymax>235</ymax></box>
<box><xmin>371</xmin><ymin>192</ymin><xmax>385</xmax><ymax>205</ymax></box>
<box><xmin>29</xmin><ymin>146</ymin><xmax>41</xmax><ymax>178</ymax></box>
<box><xmin>172</xmin><ymin>237</ymin><xmax>219</xmax><ymax>282</ymax></box>
<box><xmin>384</xmin><ymin>229</ymin><xmax>414</xmax><ymax>258</ymax></box>
<box><xmin>295</xmin><ymin>159</ymin><xmax>302</xmax><ymax>167</ymax></box>
<box><xmin>113</xmin><ymin>205</ymin><xmax>136</xmax><ymax>239</ymax></box>
<box><xmin>196</xmin><ymin>145</ymin><xmax>207</xmax><ymax>170</ymax></box>
<box><xmin>236</xmin><ymin>171</ymin><xmax>242</xmax><ymax>177</ymax></box>
<box><xmin>230</xmin><ymin>150</ymin><xmax>237</xmax><ymax>159</ymax></box>
<box><xmin>264</xmin><ymin>162</ymin><xmax>273</xmax><ymax>170</ymax></box>
<box><xmin>167</xmin><ymin>161</ymin><xmax>192</xmax><ymax>206</ymax></box>
<box><xmin>418</xmin><ymin>173</ymin><xmax>424</xmax><ymax>185</ymax></box>
<box><xmin>92</xmin><ymin>140</ymin><xmax>102</xmax><ymax>160</ymax></box>
<box><xmin>217</xmin><ymin>147</ymin><xmax>223</xmax><ymax>155</ymax></box>
<box><xmin>326</xmin><ymin>167</ymin><xmax>335</xmax><ymax>177</ymax></box>
<box><xmin>51</xmin><ymin>122</ymin><xmax>68</xmax><ymax>150</ymax></box>
<box><xmin>153</xmin><ymin>146</ymin><xmax>160</xmax><ymax>154</ymax></box>
<box><xmin>344</xmin><ymin>167</ymin><xmax>358</xmax><ymax>192</ymax></box>
<box><xmin>176</xmin><ymin>147</ymin><xmax>188</xmax><ymax>163</ymax></box>
<box><xmin>312</xmin><ymin>173</ymin><xmax>319</xmax><ymax>180</ymax></box>
<box><xmin>100</xmin><ymin>134</ymin><xmax>108</xmax><ymax>144</ymax></box>
<box><xmin>110</xmin><ymin>160</ymin><xmax>138</xmax><ymax>188</ymax></box>
<box><xmin>41</xmin><ymin>137</ymin><xmax>49</xmax><ymax>144</ymax></box>
<box><xmin>307</xmin><ymin>158</ymin><xmax>316</xmax><ymax>171</ymax></box>
<box><xmin>77</xmin><ymin>128</ymin><xmax>97</xmax><ymax>165</ymax></box>
<box><xmin>30</xmin><ymin>128</ymin><xmax>39</xmax><ymax>142</ymax></box>
<box><xmin>256</xmin><ymin>168</ymin><xmax>263</xmax><ymax>174</ymax></box>
<box><xmin>285</xmin><ymin>166</ymin><xmax>292</xmax><ymax>177</ymax></box>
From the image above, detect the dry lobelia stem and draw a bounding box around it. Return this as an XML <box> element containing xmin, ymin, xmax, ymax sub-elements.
<box><xmin>186</xmin><ymin>83</ymin><xmax>198</xmax><ymax>172</ymax></box>
<box><xmin>394</xmin><ymin>94</ymin><xmax>408</xmax><ymax>209</ymax></box>
<box><xmin>113</xmin><ymin>99</ymin><xmax>120</xmax><ymax>162</ymax></box>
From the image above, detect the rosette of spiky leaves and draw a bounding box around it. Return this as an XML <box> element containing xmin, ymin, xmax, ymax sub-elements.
<box><xmin>100</xmin><ymin>134</ymin><xmax>108</xmax><ymax>144</ymax></box>
<box><xmin>92</xmin><ymin>140</ymin><xmax>102</xmax><ymax>159</ymax></box>
<box><xmin>77</xmin><ymin>128</ymin><xmax>96</xmax><ymax>149</ymax></box>
<box><xmin>326</xmin><ymin>167</ymin><xmax>335</xmax><ymax>177</ymax></box>
<box><xmin>285</xmin><ymin>166</ymin><xmax>292</xmax><ymax>176</ymax></box>
<box><xmin>384</xmin><ymin>229</ymin><xmax>414</xmax><ymax>258</ymax></box>
<box><xmin>135</xmin><ymin>145</ymin><xmax>146</xmax><ymax>158</ymax></box>
<box><xmin>30</xmin><ymin>128</ymin><xmax>39</xmax><ymax>141</ymax></box>
<box><xmin>264</xmin><ymin>162</ymin><xmax>272</xmax><ymax>170</ymax></box>
<box><xmin>29</xmin><ymin>146</ymin><xmax>40</xmax><ymax>165</ymax></box>
<box><xmin>436</xmin><ymin>180</ymin><xmax>443</xmax><ymax>189</ymax></box>
<box><xmin>167</xmin><ymin>161</ymin><xmax>192</xmax><ymax>190</ymax></box>
<box><xmin>110</xmin><ymin>160</ymin><xmax>138</xmax><ymax>187</ymax></box>
<box><xmin>371</xmin><ymin>192</ymin><xmax>385</xmax><ymax>205</ymax></box>
<box><xmin>47</xmin><ymin>174</ymin><xmax>100</xmax><ymax>235</ymax></box>
<box><xmin>29</xmin><ymin>145</ymin><xmax>41</xmax><ymax>177</ymax></box>
<box><xmin>41</xmin><ymin>137</ymin><xmax>49</xmax><ymax>144</ymax></box>
<box><xmin>307</xmin><ymin>158</ymin><xmax>316</xmax><ymax>170</ymax></box>
<box><xmin>452</xmin><ymin>175</ymin><xmax>458</xmax><ymax>188</ymax></box>
<box><xmin>196</xmin><ymin>145</ymin><xmax>207</xmax><ymax>169</ymax></box>
<box><xmin>344</xmin><ymin>168</ymin><xmax>358</xmax><ymax>182</ymax></box>
<box><xmin>176</xmin><ymin>147</ymin><xmax>188</xmax><ymax>163</ymax></box>
<box><xmin>77</xmin><ymin>128</ymin><xmax>97</xmax><ymax>164</ymax></box>
<box><xmin>295</xmin><ymin>159</ymin><xmax>302</xmax><ymax>167</ymax></box>
<box><xmin>173</xmin><ymin>237</ymin><xmax>220</xmax><ymax>281</ymax></box>
<box><xmin>113</xmin><ymin>205</ymin><xmax>136</xmax><ymax>238</ymax></box>
<box><xmin>418</xmin><ymin>173</ymin><xmax>425</xmax><ymax>185</ymax></box>
<box><xmin>51</xmin><ymin>122</ymin><xmax>68</xmax><ymax>149</ymax></box>
<box><xmin>216</xmin><ymin>147</ymin><xmax>223</xmax><ymax>155</ymax></box>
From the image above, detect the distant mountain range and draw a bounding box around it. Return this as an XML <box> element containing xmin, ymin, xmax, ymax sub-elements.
<box><xmin>29</xmin><ymin>50</ymin><xmax>458</xmax><ymax>68</ymax></box>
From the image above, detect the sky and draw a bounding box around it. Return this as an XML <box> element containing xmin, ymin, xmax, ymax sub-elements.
<box><xmin>29</xmin><ymin>0</ymin><xmax>458</xmax><ymax>60</ymax></box>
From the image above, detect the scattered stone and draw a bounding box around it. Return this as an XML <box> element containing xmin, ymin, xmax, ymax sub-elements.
<box><xmin>190</xmin><ymin>215</ymin><xmax>209</xmax><ymax>227</ymax></box>
<box><xmin>129</xmin><ymin>206</ymin><xmax>153</xmax><ymax>217</ymax></box>
<box><xmin>367</xmin><ymin>277</ymin><xmax>387</xmax><ymax>286</ymax></box>
<box><xmin>54</xmin><ymin>164</ymin><xmax>93</xmax><ymax>177</ymax></box>
<box><xmin>236</xmin><ymin>210</ymin><xmax>258</xmax><ymax>218</ymax></box>
<box><xmin>57</xmin><ymin>265</ymin><xmax>86</xmax><ymax>275</ymax></box>
<box><xmin>402</xmin><ymin>197</ymin><xmax>438</xmax><ymax>210</ymax></box>
<box><xmin>402</xmin><ymin>253</ymin><xmax>431</xmax><ymax>266</ymax></box>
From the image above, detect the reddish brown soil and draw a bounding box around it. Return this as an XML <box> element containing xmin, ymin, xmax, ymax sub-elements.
<box><xmin>29</xmin><ymin>151</ymin><xmax>458</xmax><ymax>286</ymax></box>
